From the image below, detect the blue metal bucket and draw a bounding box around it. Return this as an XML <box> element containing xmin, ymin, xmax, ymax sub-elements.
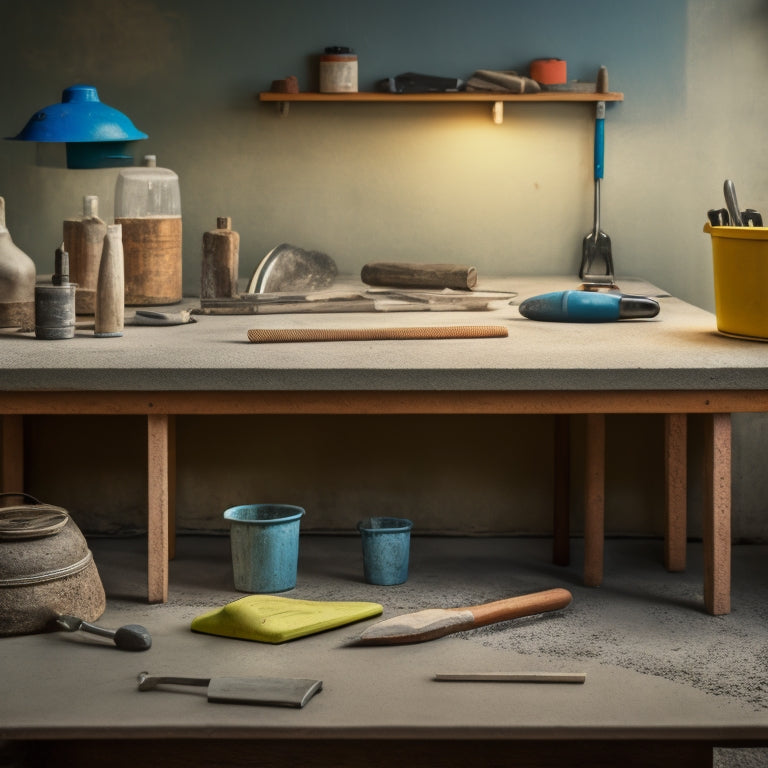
<box><xmin>223</xmin><ymin>504</ymin><xmax>304</xmax><ymax>593</ymax></box>
<box><xmin>357</xmin><ymin>517</ymin><xmax>413</xmax><ymax>586</ymax></box>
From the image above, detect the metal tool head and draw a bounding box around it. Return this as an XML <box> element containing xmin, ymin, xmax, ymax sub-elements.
<box><xmin>137</xmin><ymin>672</ymin><xmax>323</xmax><ymax>707</ymax></box>
<box><xmin>113</xmin><ymin>624</ymin><xmax>152</xmax><ymax>651</ymax></box>
<box><xmin>579</xmin><ymin>230</ymin><xmax>617</xmax><ymax>290</ymax></box>
<box><xmin>246</xmin><ymin>244</ymin><xmax>338</xmax><ymax>294</ymax></box>
<box><xmin>723</xmin><ymin>179</ymin><xmax>743</xmax><ymax>226</ymax></box>
<box><xmin>353</xmin><ymin>608</ymin><xmax>472</xmax><ymax>646</ymax></box>
<box><xmin>580</xmin><ymin>173</ymin><xmax>616</xmax><ymax>290</ymax></box>
<box><xmin>708</xmin><ymin>208</ymin><xmax>730</xmax><ymax>227</ymax></box>
<box><xmin>55</xmin><ymin>614</ymin><xmax>84</xmax><ymax>632</ymax></box>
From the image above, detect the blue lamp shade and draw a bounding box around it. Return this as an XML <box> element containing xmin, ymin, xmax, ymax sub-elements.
<box><xmin>9</xmin><ymin>84</ymin><xmax>148</xmax><ymax>169</ymax></box>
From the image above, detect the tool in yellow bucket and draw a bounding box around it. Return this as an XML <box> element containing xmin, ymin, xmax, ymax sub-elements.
<box><xmin>704</xmin><ymin>221</ymin><xmax>768</xmax><ymax>340</ymax></box>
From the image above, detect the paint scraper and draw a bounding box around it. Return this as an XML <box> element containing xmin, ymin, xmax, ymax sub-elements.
<box><xmin>136</xmin><ymin>672</ymin><xmax>322</xmax><ymax>707</ymax></box>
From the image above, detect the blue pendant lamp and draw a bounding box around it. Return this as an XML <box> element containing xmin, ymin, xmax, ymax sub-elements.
<box><xmin>9</xmin><ymin>84</ymin><xmax>148</xmax><ymax>169</ymax></box>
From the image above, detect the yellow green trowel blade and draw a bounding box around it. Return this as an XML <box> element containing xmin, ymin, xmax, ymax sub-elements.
<box><xmin>191</xmin><ymin>595</ymin><xmax>383</xmax><ymax>643</ymax></box>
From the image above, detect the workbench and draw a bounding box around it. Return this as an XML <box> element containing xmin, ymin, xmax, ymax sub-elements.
<box><xmin>1</xmin><ymin>276</ymin><xmax>762</xmax><ymax>614</ymax></box>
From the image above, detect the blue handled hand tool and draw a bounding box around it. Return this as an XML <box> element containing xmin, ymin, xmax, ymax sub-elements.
<box><xmin>519</xmin><ymin>290</ymin><xmax>660</xmax><ymax>323</ymax></box>
<box><xmin>578</xmin><ymin>97</ymin><xmax>616</xmax><ymax>289</ymax></box>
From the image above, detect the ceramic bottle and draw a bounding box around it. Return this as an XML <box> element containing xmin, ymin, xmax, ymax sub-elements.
<box><xmin>95</xmin><ymin>224</ymin><xmax>124</xmax><ymax>337</ymax></box>
<box><xmin>63</xmin><ymin>195</ymin><xmax>107</xmax><ymax>315</ymax></box>
<box><xmin>0</xmin><ymin>196</ymin><xmax>36</xmax><ymax>328</ymax></box>
<box><xmin>201</xmin><ymin>216</ymin><xmax>239</xmax><ymax>299</ymax></box>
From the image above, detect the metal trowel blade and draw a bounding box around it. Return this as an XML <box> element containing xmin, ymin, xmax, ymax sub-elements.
<box><xmin>247</xmin><ymin>244</ymin><xmax>338</xmax><ymax>294</ymax></box>
<box><xmin>579</xmin><ymin>231</ymin><xmax>618</xmax><ymax>291</ymax></box>
<box><xmin>207</xmin><ymin>676</ymin><xmax>323</xmax><ymax>707</ymax></box>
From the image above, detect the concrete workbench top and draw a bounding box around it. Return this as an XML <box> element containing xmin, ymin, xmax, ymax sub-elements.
<box><xmin>2</xmin><ymin>276</ymin><xmax>767</xmax><ymax>393</ymax></box>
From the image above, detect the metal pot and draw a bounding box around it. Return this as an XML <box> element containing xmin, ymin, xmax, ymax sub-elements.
<box><xmin>0</xmin><ymin>494</ymin><xmax>105</xmax><ymax>636</ymax></box>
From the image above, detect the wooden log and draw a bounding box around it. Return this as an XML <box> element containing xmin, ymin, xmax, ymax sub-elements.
<box><xmin>361</xmin><ymin>262</ymin><xmax>477</xmax><ymax>290</ymax></box>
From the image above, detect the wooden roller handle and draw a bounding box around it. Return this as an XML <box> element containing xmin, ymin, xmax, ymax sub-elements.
<box><xmin>456</xmin><ymin>588</ymin><xmax>573</xmax><ymax>628</ymax></box>
<box><xmin>361</xmin><ymin>262</ymin><xmax>478</xmax><ymax>290</ymax></box>
<box><xmin>247</xmin><ymin>326</ymin><xmax>508</xmax><ymax>343</ymax></box>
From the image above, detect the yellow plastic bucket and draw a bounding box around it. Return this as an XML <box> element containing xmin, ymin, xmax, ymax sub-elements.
<box><xmin>705</xmin><ymin>221</ymin><xmax>768</xmax><ymax>339</ymax></box>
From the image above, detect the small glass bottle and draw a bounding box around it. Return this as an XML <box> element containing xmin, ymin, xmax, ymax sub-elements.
<box><xmin>115</xmin><ymin>155</ymin><xmax>182</xmax><ymax>305</ymax></box>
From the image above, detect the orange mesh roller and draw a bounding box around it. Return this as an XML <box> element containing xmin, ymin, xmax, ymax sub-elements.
<box><xmin>247</xmin><ymin>326</ymin><xmax>508</xmax><ymax>343</ymax></box>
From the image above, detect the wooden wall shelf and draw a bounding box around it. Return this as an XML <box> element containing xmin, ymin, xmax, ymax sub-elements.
<box><xmin>259</xmin><ymin>91</ymin><xmax>624</xmax><ymax>103</ymax></box>
<box><xmin>259</xmin><ymin>90</ymin><xmax>623</xmax><ymax>122</ymax></box>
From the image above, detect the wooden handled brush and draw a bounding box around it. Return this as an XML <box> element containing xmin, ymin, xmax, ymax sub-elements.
<box><xmin>353</xmin><ymin>588</ymin><xmax>572</xmax><ymax>646</ymax></box>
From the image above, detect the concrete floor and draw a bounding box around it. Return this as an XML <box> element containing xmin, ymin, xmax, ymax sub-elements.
<box><xmin>1</xmin><ymin>534</ymin><xmax>768</xmax><ymax>767</ymax></box>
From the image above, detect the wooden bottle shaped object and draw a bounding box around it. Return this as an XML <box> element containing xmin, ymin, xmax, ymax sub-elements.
<box><xmin>0</xmin><ymin>196</ymin><xmax>36</xmax><ymax>328</ymax></box>
<box><xmin>95</xmin><ymin>224</ymin><xmax>124</xmax><ymax>337</ymax></box>
<box><xmin>63</xmin><ymin>195</ymin><xmax>107</xmax><ymax>315</ymax></box>
<box><xmin>201</xmin><ymin>216</ymin><xmax>240</xmax><ymax>299</ymax></box>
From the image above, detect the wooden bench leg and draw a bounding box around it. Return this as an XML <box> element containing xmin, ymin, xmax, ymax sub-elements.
<box><xmin>168</xmin><ymin>415</ymin><xmax>177</xmax><ymax>561</ymax></box>
<box><xmin>147</xmin><ymin>414</ymin><xmax>170</xmax><ymax>603</ymax></box>
<box><xmin>1</xmin><ymin>414</ymin><xmax>24</xmax><ymax>494</ymax></box>
<box><xmin>583</xmin><ymin>414</ymin><xmax>605</xmax><ymax>587</ymax></box>
<box><xmin>664</xmin><ymin>414</ymin><xmax>687</xmax><ymax>572</ymax></box>
<box><xmin>553</xmin><ymin>415</ymin><xmax>570</xmax><ymax>566</ymax></box>
<box><xmin>702</xmin><ymin>413</ymin><xmax>731</xmax><ymax>616</ymax></box>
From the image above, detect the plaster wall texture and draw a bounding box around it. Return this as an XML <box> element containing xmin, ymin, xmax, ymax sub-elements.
<box><xmin>1</xmin><ymin>0</ymin><xmax>767</xmax><ymax>537</ymax></box>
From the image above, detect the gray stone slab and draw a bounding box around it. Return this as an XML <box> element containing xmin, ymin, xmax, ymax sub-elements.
<box><xmin>3</xmin><ymin>277</ymin><xmax>768</xmax><ymax>393</ymax></box>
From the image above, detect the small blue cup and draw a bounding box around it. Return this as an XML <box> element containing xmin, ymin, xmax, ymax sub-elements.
<box><xmin>223</xmin><ymin>504</ymin><xmax>304</xmax><ymax>593</ymax></box>
<box><xmin>357</xmin><ymin>517</ymin><xmax>413</xmax><ymax>586</ymax></box>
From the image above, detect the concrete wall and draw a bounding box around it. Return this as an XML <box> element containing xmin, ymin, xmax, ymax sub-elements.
<box><xmin>1</xmin><ymin>0</ymin><xmax>767</xmax><ymax>539</ymax></box>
